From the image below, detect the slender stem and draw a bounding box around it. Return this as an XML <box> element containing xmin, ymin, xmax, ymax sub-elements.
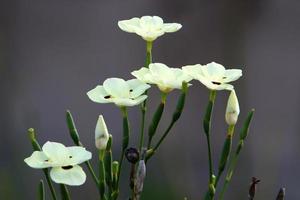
<box><xmin>38</xmin><ymin>180</ymin><xmax>45</xmax><ymax>200</ymax></box>
<box><xmin>146</xmin><ymin>82</ymin><xmax>188</xmax><ymax>161</ymax></box>
<box><xmin>85</xmin><ymin>160</ymin><xmax>100</xmax><ymax>186</ymax></box>
<box><xmin>152</xmin><ymin>120</ymin><xmax>175</xmax><ymax>153</ymax></box>
<box><xmin>99</xmin><ymin>150</ymin><xmax>107</xmax><ymax>200</ymax></box>
<box><xmin>138</xmin><ymin>41</ymin><xmax>153</xmax><ymax>152</ymax></box>
<box><xmin>205</xmin><ymin>90</ymin><xmax>216</xmax><ymax>183</ymax></box>
<box><xmin>59</xmin><ymin>184</ymin><xmax>71</xmax><ymax>200</ymax></box>
<box><xmin>116</xmin><ymin>107</ymin><xmax>130</xmax><ymax>194</ymax></box>
<box><xmin>215</xmin><ymin>125</ymin><xmax>235</xmax><ymax>187</ymax></box>
<box><xmin>42</xmin><ymin>169</ymin><xmax>57</xmax><ymax>200</ymax></box>
<box><xmin>147</xmin><ymin>92</ymin><xmax>167</xmax><ymax>149</ymax></box>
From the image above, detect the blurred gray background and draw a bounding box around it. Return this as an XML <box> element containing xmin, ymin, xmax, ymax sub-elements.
<box><xmin>1</xmin><ymin>0</ymin><xmax>300</xmax><ymax>199</ymax></box>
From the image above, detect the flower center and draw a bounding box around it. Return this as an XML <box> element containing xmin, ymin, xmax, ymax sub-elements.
<box><xmin>62</xmin><ymin>165</ymin><xmax>73</xmax><ymax>170</ymax></box>
<box><xmin>212</xmin><ymin>81</ymin><xmax>221</xmax><ymax>85</ymax></box>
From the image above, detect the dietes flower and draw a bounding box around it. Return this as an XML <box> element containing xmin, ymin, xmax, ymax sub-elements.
<box><xmin>182</xmin><ymin>62</ymin><xmax>242</xmax><ymax>91</ymax></box>
<box><xmin>87</xmin><ymin>78</ymin><xmax>150</xmax><ymax>107</ymax></box>
<box><xmin>132</xmin><ymin>63</ymin><xmax>192</xmax><ymax>93</ymax></box>
<box><xmin>95</xmin><ymin>115</ymin><xmax>110</xmax><ymax>150</ymax></box>
<box><xmin>118</xmin><ymin>16</ymin><xmax>182</xmax><ymax>42</ymax></box>
<box><xmin>225</xmin><ymin>90</ymin><xmax>240</xmax><ymax>125</ymax></box>
<box><xmin>24</xmin><ymin>141</ymin><xmax>92</xmax><ymax>186</ymax></box>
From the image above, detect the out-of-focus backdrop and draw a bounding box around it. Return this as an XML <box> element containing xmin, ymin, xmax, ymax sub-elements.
<box><xmin>1</xmin><ymin>0</ymin><xmax>299</xmax><ymax>199</ymax></box>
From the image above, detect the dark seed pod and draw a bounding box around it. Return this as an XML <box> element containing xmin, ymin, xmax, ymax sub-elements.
<box><xmin>125</xmin><ymin>147</ymin><xmax>140</xmax><ymax>164</ymax></box>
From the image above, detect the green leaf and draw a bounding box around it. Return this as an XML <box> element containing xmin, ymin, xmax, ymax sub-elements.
<box><xmin>66</xmin><ymin>110</ymin><xmax>80</xmax><ymax>145</ymax></box>
<box><xmin>38</xmin><ymin>180</ymin><xmax>45</xmax><ymax>200</ymax></box>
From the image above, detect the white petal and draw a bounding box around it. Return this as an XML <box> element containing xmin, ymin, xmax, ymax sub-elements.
<box><xmin>182</xmin><ymin>64</ymin><xmax>203</xmax><ymax>79</ymax></box>
<box><xmin>223</xmin><ymin>69</ymin><xmax>242</xmax><ymax>83</ymax></box>
<box><xmin>67</xmin><ymin>146</ymin><xmax>92</xmax><ymax>165</ymax></box>
<box><xmin>87</xmin><ymin>85</ymin><xmax>111</xmax><ymax>103</ymax></box>
<box><xmin>113</xmin><ymin>95</ymin><xmax>147</xmax><ymax>107</ymax></box>
<box><xmin>24</xmin><ymin>151</ymin><xmax>52</xmax><ymax>169</ymax></box>
<box><xmin>118</xmin><ymin>17</ymin><xmax>140</xmax><ymax>33</ymax></box>
<box><xmin>103</xmin><ymin>78</ymin><xmax>130</xmax><ymax>98</ymax></box>
<box><xmin>131</xmin><ymin>68</ymin><xmax>154</xmax><ymax>83</ymax></box>
<box><xmin>149</xmin><ymin>63</ymin><xmax>172</xmax><ymax>78</ymax></box>
<box><xmin>127</xmin><ymin>79</ymin><xmax>150</xmax><ymax>98</ymax></box>
<box><xmin>50</xmin><ymin>165</ymin><xmax>86</xmax><ymax>186</ymax></box>
<box><xmin>202</xmin><ymin>62</ymin><xmax>226</xmax><ymax>77</ymax></box>
<box><xmin>42</xmin><ymin>142</ymin><xmax>69</xmax><ymax>166</ymax></box>
<box><xmin>163</xmin><ymin>23</ymin><xmax>182</xmax><ymax>32</ymax></box>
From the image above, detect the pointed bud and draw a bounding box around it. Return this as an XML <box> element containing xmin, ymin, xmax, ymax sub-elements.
<box><xmin>95</xmin><ymin>115</ymin><xmax>110</xmax><ymax>150</ymax></box>
<box><xmin>225</xmin><ymin>90</ymin><xmax>240</xmax><ymax>125</ymax></box>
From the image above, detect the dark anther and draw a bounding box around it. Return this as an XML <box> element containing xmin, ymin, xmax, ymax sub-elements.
<box><xmin>62</xmin><ymin>165</ymin><xmax>73</xmax><ymax>170</ymax></box>
<box><xmin>104</xmin><ymin>95</ymin><xmax>111</xmax><ymax>99</ymax></box>
<box><xmin>69</xmin><ymin>156</ymin><xmax>72</xmax><ymax>158</ymax></box>
<box><xmin>249</xmin><ymin>177</ymin><xmax>260</xmax><ymax>199</ymax></box>
<box><xmin>212</xmin><ymin>81</ymin><xmax>221</xmax><ymax>85</ymax></box>
<box><xmin>125</xmin><ymin>147</ymin><xmax>140</xmax><ymax>164</ymax></box>
<box><xmin>129</xmin><ymin>89</ymin><xmax>133</xmax><ymax>92</ymax></box>
<box><xmin>222</xmin><ymin>77</ymin><xmax>227</xmax><ymax>79</ymax></box>
<box><xmin>44</xmin><ymin>159</ymin><xmax>49</xmax><ymax>162</ymax></box>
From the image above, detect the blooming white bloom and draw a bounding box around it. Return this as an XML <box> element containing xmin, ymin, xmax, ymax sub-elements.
<box><xmin>95</xmin><ymin>115</ymin><xmax>109</xmax><ymax>150</ymax></box>
<box><xmin>225</xmin><ymin>90</ymin><xmax>240</xmax><ymax>125</ymax></box>
<box><xmin>182</xmin><ymin>62</ymin><xmax>242</xmax><ymax>90</ymax></box>
<box><xmin>87</xmin><ymin>78</ymin><xmax>150</xmax><ymax>107</ymax></box>
<box><xmin>24</xmin><ymin>142</ymin><xmax>92</xmax><ymax>186</ymax></box>
<box><xmin>131</xmin><ymin>63</ymin><xmax>192</xmax><ymax>93</ymax></box>
<box><xmin>118</xmin><ymin>16</ymin><xmax>182</xmax><ymax>42</ymax></box>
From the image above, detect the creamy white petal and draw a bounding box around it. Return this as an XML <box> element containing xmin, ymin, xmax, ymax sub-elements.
<box><xmin>163</xmin><ymin>23</ymin><xmax>182</xmax><ymax>32</ymax></box>
<box><xmin>202</xmin><ymin>62</ymin><xmax>226</xmax><ymax>78</ymax></box>
<box><xmin>87</xmin><ymin>85</ymin><xmax>111</xmax><ymax>103</ymax></box>
<box><xmin>182</xmin><ymin>64</ymin><xmax>203</xmax><ymax>79</ymax></box>
<box><xmin>149</xmin><ymin>63</ymin><xmax>172</xmax><ymax>77</ymax></box>
<box><xmin>223</xmin><ymin>69</ymin><xmax>242</xmax><ymax>83</ymax></box>
<box><xmin>131</xmin><ymin>68</ymin><xmax>154</xmax><ymax>83</ymax></box>
<box><xmin>118</xmin><ymin>18</ymin><xmax>140</xmax><ymax>33</ymax></box>
<box><xmin>24</xmin><ymin>151</ymin><xmax>52</xmax><ymax>169</ymax></box>
<box><xmin>66</xmin><ymin>146</ymin><xmax>92</xmax><ymax>165</ymax></box>
<box><xmin>103</xmin><ymin>78</ymin><xmax>130</xmax><ymax>98</ymax></box>
<box><xmin>127</xmin><ymin>79</ymin><xmax>150</xmax><ymax>98</ymax></box>
<box><xmin>113</xmin><ymin>95</ymin><xmax>147</xmax><ymax>106</ymax></box>
<box><xmin>42</xmin><ymin>142</ymin><xmax>69</xmax><ymax>166</ymax></box>
<box><xmin>50</xmin><ymin>165</ymin><xmax>86</xmax><ymax>186</ymax></box>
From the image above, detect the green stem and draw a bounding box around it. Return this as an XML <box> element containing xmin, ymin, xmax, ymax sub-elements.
<box><xmin>27</xmin><ymin>129</ymin><xmax>58</xmax><ymax>200</ymax></box>
<box><xmin>38</xmin><ymin>180</ymin><xmax>45</xmax><ymax>200</ymax></box>
<box><xmin>147</xmin><ymin>92</ymin><xmax>167</xmax><ymax>149</ymax></box>
<box><xmin>85</xmin><ymin>161</ymin><xmax>100</xmax><ymax>186</ymax></box>
<box><xmin>218</xmin><ymin>110</ymin><xmax>254</xmax><ymax>200</ymax></box>
<box><xmin>116</xmin><ymin>107</ymin><xmax>130</xmax><ymax>195</ymax></box>
<box><xmin>204</xmin><ymin>90</ymin><xmax>216</xmax><ymax>183</ymax></box>
<box><xmin>215</xmin><ymin>125</ymin><xmax>235</xmax><ymax>186</ymax></box>
<box><xmin>202</xmin><ymin>90</ymin><xmax>216</xmax><ymax>200</ymax></box>
<box><xmin>99</xmin><ymin>150</ymin><xmax>107</xmax><ymax>200</ymax></box>
<box><xmin>146</xmin><ymin>82</ymin><xmax>188</xmax><ymax>161</ymax></box>
<box><xmin>139</xmin><ymin>41</ymin><xmax>153</xmax><ymax>152</ymax></box>
<box><xmin>60</xmin><ymin>184</ymin><xmax>71</xmax><ymax>200</ymax></box>
<box><xmin>66</xmin><ymin>111</ymin><xmax>100</xmax><ymax>188</ymax></box>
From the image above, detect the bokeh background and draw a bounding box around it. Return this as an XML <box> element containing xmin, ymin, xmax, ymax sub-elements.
<box><xmin>1</xmin><ymin>0</ymin><xmax>300</xmax><ymax>199</ymax></box>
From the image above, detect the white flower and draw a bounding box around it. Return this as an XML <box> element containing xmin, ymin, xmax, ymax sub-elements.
<box><xmin>95</xmin><ymin>115</ymin><xmax>109</xmax><ymax>150</ymax></box>
<box><xmin>118</xmin><ymin>16</ymin><xmax>182</xmax><ymax>42</ymax></box>
<box><xmin>24</xmin><ymin>142</ymin><xmax>92</xmax><ymax>186</ymax></box>
<box><xmin>132</xmin><ymin>63</ymin><xmax>192</xmax><ymax>93</ymax></box>
<box><xmin>225</xmin><ymin>90</ymin><xmax>240</xmax><ymax>125</ymax></box>
<box><xmin>182</xmin><ymin>62</ymin><xmax>242</xmax><ymax>90</ymax></box>
<box><xmin>87</xmin><ymin>78</ymin><xmax>150</xmax><ymax>107</ymax></box>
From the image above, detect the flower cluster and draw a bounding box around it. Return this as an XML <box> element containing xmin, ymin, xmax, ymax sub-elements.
<box><xmin>24</xmin><ymin>15</ymin><xmax>248</xmax><ymax>200</ymax></box>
